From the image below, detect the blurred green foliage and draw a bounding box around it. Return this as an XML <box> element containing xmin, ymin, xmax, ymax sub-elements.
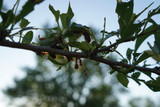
<box><xmin>5</xmin><ymin>57</ymin><xmax>120</xmax><ymax>107</ymax></box>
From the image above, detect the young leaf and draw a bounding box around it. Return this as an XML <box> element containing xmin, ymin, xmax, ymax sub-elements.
<box><xmin>134</xmin><ymin>2</ymin><xmax>153</xmax><ymax>22</ymax></box>
<box><xmin>60</xmin><ymin>3</ymin><xmax>74</xmax><ymax>29</ymax></box>
<box><xmin>60</xmin><ymin>13</ymin><xmax>68</xmax><ymax>29</ymax></box>
<box><xmin>0</xmin><ymin>10</ymin><xmax>14</xmax><ymax>28</ymax></box>
<box><xmin>20</xmin><ymin>18</ymin><xmax>30</xmax><ymax>28</ymax></box>
<box><xmin>49</xmin><ymin>4</ymin><xmax>60</xmax><ymax>23</ymax></box>
<box><xmin>131</xmin><ymin>72</ymin><xmax>141</xmax><ymax>79</ymax></box>
<box><xmin>142</xmin><ymin>71</ymin><xmax>152</xmax><ymax>79</ymax></box>
<box><xmin>133</xmin><ymin>52</ymin><xmax>141</xmax><ymax>59</ymax></box>
<box><xmin>5</xmin><ymin>10</ymin><xmax>15</xmax><ymax>28</ymax></box>
<box><xmin>146</xmin><ymin>50</ymin><xmax>160</xmax><ymax>62</ymax></box>
<box><xmin>147</xmin><ymin>42</ymin><xmax>160</xmax><ymax>54</ymax></box>
<box><xmin>131</xmin><ymin>72</ymin><xmax>141</xmax><ymax>85</ymax></box>
<box><xmin>135</xmin><ymin>51</ymin><xmax>151</xmax><ymax>65</ymax></box>
<box><xmin>117</xmin><ymin>72</ymin><xmax>129</xmax><ymax>87</ymax></box>
<box><xmin>22</xmin><ymin>31</ymin><xmax>33</xmax><ymax>44</ymax></box>
<box><xmin>126</xmin><ymin>48</ymin><xmax>133</xmax><ymax>62</ymax></box>
<box><xmin>148</xmin><ymin>5</ymin><xmax>160</xmax><ymax>18</ymax></box>
<box><xmin>144</xmin><ymin>77</ymin><xmax>160</xmax><ymax>92</ymax></box>
<box><xmin>135</xmin><ymin>25</ymin><xmax>156</xmax><ymax>52</ymax></box>
<box><xmin>67</xmin><ymin>3</ymin><xmax>74</xmax><ymax>21</ymax></box>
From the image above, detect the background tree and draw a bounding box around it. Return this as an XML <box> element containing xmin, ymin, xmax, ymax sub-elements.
<box><xmin>128</xmin><ymin>97</ymin><xmax>158</xmax><ymax>107</ymax></box>
<box><xmin>4</xmin><ymin>57</ymin><xmax>159</xmax><ymax>107</ymax></box>
<box><xmin>4</xmin><ymin>57</ymin><xmax>121</xmax><ymax>107</ymax></box>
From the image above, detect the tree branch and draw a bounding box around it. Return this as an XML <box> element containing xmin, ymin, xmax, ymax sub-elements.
<box><xmin>0</xmin><ymin>40</ymin><xmax>160</xmax><ymax>75</ymax></box>
<box><xmin>94</xmin><ymin>25</ymin><xmax>160</xmax><ymax>54</ymax></box>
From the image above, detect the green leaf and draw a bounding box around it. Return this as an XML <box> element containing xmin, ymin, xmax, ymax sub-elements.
<box><xmin>147</xmin><ymin>37</ymin><xmax>160</xmax><ymax>61</ymax></box>
<box><xmin>20</xmin><ymin>18</ymin><xmax>30</xmax><ymax>28</ymax></box>
<box><xmin>69</xmin><ymin>22</ymin><xmax>92</xmax><ymax>42</ymax></box>
<box><xmin>22</xmin><ymin>31</ymin><xmax>33</xmax><ymax>44</ymax></box>
<box><xmin>133</xmin><ymin>52</ymin><xmax>141</xmax><ymax>59</ymax></box>
<box><xmin>148</xmin><ymin>5</ymin><xmax>160</xmax><ymax>17</ymax></box>
<box><xmin>49</xmin><ymin>4</ymin><xmax>60</xmax><ymax>23</ymax></box>
<box><xmin>60</xmin><ymin>13</ymin><xmax>68</xmax><ymax>29</ymax></box>
<box><xmin>70</xmin><ymin>22</ymin><xmax>87</xmax><ymax>32</ymax></box>
<box><xmin>78</xmin><ymin>41</ymin><xmax>93</xmax><ymax>51</ymax></box>
<box><xmin>124</xmin><ymin>22</ymin><xmax>143</xmax><ymax>37</ymax></box>
<box><xmin>15</xmin><ymin>0</ymin><xmax>44</xmax><ymax>23</ymax></box>
<box><xmin>109</xmin><ymin>69</ymin><xmax>116</xmax><ymax>75</ymax></box>
<box><xmin>135</xmin><ymin>51</ymin><xmax>151</xmax><ymax>65</ymax></box>
<box><xmin>116</xmin><ymin>0</ymin><xmax>133</xmax><ymax>24</ymax></box>
<box><xmin>146</xmin><ymin>50</ymin><xmax>160</xmax><ymax>62</ymax></box>
<box><xmin>5</xmin><ymin>10</ymin><xmax>14</xmax><ymax>28</ymax></box>
<box><xmin>68</xmin><ymin>41</ymin><xmax>81</xmax><ymax>47</ymax></box>
<box><xmin>135</xmin><ymin>25</ymin><xmax>156</xmax><ymax>52</ymax></box>
<box><xmin>134</xmin><ymin>2</ymin><xmax>153</xmax><ymax>22</ymax></box>
<box><xmin>48</xmin><ymin>56</ymin><xmax>65</xmax><ymax>65</ymax></box>
<box><xmin>68</xmin><ymin>33</ymin><xmax>81</xmax><ymax>42</ymax></box>
<box><xmin>149</xmin><ymin>18</ymin><xmax>157</xmax><ymax>26</ymax></box>
<box><xmin>126</xmin><ymin>48</ymin><xmax>133</xmax><ymax>61</ymax></box>
<box><xmin>154</xmin><ymin>32</ymin><xmax>160</xmax><ymax>51</ymax></box>
<box><xmin>147</xmin><ymin>42</ymin><xmax>160</xmax><ymax>54</ymax></box>
<box><xmin>116</xmin><ymin>0</ymin><xmax>136</xmax><ymax>38</ymax></box>
<box><xmin>142</xmin><ymin>71</ymin><xmax>152</xmax><ymax>79</ymax></box>
<box><xmin>67</xmin><ymin>2</ymin><xmax>74</xmax><ymax>22</ymax></box>
<box><xmin>131</xmin><ymin>72</ymin><xmax>141</xmax><ymax>85</ymax></box>
<box><xmin>0</xmin><ymin>0</ymin><xmax>3</xmax><ymax>11</ymax></box>
<box><xmin>69</xmin><ymin>41</ymin><xmax>93</xmax><ymax>51</ymax></box>
<box><xmin>131</xmin><ymin>72</ymin><xmax>141</xmax><ymax>79</ymax></box>
<box><xmin>117</xmin><ymin>73</ymin><xmax>129</xmax><ymax>87</ymax></box>
<box><xmin>70</xmin><ymin>23</ymin><xmax>91</xmax><ymax>35</ymax></box>
<box><xmin>144</xmin><ymin>77</ymin><xmax>160</xmax><ymax>92</ymax></box>
<box><xmin>0</xmin><ymin>10</ymin><xmax>14</xmax><ymax>28</ymax></box>
<box><xmin>117</xmin><ymin>2</ymin><xmax>153</xmax><ymax>38</ymax></box>
<box><xmin>60</xmin><ymin>3</ymin><xmax>74</xmax><ymax>29</ymax></box>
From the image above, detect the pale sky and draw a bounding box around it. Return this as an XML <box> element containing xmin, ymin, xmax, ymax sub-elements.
<box><xmin>0</xmin><ymin>0</ymin><xmax>160</xmax><ymax>106</ymax></box>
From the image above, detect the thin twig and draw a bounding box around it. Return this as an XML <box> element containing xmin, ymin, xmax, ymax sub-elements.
<box><xmin>94</xmin><ymin>25</ymin><xmax>160</xmax><ymax>54</ymax></box>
